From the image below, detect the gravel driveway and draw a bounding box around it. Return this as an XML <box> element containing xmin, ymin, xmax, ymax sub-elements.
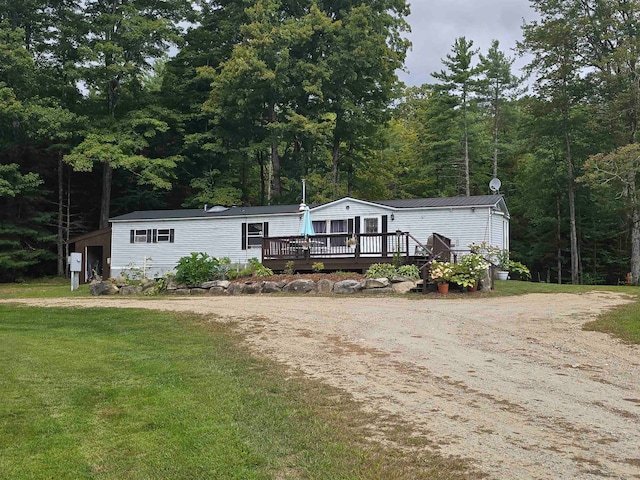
<box><xmin>7</xmin><ymin>291</ymin><xmax>640</xmax><ymax>479</ymax></box>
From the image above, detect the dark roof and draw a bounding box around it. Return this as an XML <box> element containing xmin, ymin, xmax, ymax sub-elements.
<box><xmin>110</xmin><ymin>195</ymin><xmax>505</xmax><ymax>222</ymax></box>
<box><xmin>373</xmin><ymin>195</ymin><xmax>504</xmax><ymax>208</ymax></box>
<box><xmin>110</xmin><ymin>204</ymin><xmax>303</xmax><ymax>221</ymax></box>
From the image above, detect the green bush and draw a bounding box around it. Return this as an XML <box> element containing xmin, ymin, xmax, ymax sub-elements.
<box><xmin>248</xmin><ymin>258</ymin><xmax>274</xmax><ymax>277</ymax></box>
<box><xmin>284</xmin><ymin>260</ymin><xmax>295</xmax><ymax>275</ymax></box>
<box><xmin>396</xmin><ymin>264</ymin><xmax>420</xmax><ymax>280</ymax></box>
<box><xmin>365</xmin><ymin>263</ymin><xmax>396</xmax><ymax>279</ymax></box>
<box><xmin>311</xmin><ymin>262</ymin><xmax>324</xmax><ymax>273</ymax></box>
<box><xmin>175</xmin><ymin>253</ymin><xmax>221</xmax><ymax>286</ymax></box>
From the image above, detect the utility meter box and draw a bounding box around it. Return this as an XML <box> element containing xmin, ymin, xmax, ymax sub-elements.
<box><xmin>69</xmin><ymin>252</ymin><xmax>82</xmax><ymax>272</ymax></box>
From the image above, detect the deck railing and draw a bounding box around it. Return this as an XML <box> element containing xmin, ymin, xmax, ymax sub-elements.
<box><xmin>263</xmin><ymin>232</ymin><xmax>410</xmax><ymax>260</ymax></box>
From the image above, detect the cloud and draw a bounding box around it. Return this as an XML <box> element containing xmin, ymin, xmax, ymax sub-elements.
<box><xmin>400</xmin><ymin>0</ymin><xmax>536</xmax><ymax>86</ymax></box>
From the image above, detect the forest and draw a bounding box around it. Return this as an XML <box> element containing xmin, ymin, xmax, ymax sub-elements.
<box><xmin>1</xmin><ymin>0</ymin><xmax>640</xmax><ymax>285</ymax></box>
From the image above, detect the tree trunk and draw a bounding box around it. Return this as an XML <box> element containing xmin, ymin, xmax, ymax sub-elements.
<box><xmin>556</xmin><ymin>193</ymin><xmax>562</xmax><ymax>284</ymax></box>
<box><xmin>492</xmin><ymin>88</ymin><xmax>499</xmax><ymax>179</ymax></box>
<box><xmin>332</xmin><ymin>135</ymin><xmax>340</xmax><ymax>197</ymax></box>
<box><xmin>268</xmin><ymin>104</ymin><xmax>281</xmax><ymax>199</ymax></box>
<box><xmin>629</xmin><ymin>172</ymin><xmax>640</xmax><ymax>284</ymax></box>
<box><xmin>99</xmin><ymin>162</ymin><xmax>112</xmax><ymax>230</ymax></box>
<box><xmin>564</xmin><ymin>129</ymin><xmax>580</xmax><ymax>284</ymax></box>
<box><xmin>463</xmin><ymin>97</ymin><xmax>470</xmax><ymax>196</ymax></box>
<box><xmin>57</xmin><ymin>156</ymin><xmax>64</xmax><ymax>276</ymax></box>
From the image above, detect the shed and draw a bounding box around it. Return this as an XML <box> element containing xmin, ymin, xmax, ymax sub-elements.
<box><xmin>69</xmin><ymin>228</ymin><xmax>112</xmax><ymax>283</ymax></box>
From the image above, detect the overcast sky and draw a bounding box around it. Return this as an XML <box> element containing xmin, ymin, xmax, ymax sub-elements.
<box><xmin>399</xmin><ymin>0</ymin><xmax>537</xmax><ymax>87</ymax></box>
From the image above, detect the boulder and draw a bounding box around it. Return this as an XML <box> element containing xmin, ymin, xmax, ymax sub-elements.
<box><xmin>190</xmin><ymin>288</ymin><xmax>208</xmax><ymax>295</ymax></box>
<box><xmin>201</xmin><ymin>280</ymin><xmax>231</xmax><ymax>289</ymax></box>
<box><xmin>362</xmin><ymin>287</ymin><xmax>394</xmax><ymax>295</ymax></box>
<box><xmin>390</xmin><ymin>274</ymin><xmax>414</xmax><ymax>283</ymax></box>
<box><xmin>333</xmin><ymin>280</ymin><xmax>363</xmax><ymax>294</ymax></box>
<box><xmin>316</xmin><ymin>279</ymin><xmax>335</xmax><ymax>294</ymax></box>
<box><xmin>140</xmin><ymin>278</ymin><xmax>156</xmax><ymax>293</ymax></box>
<box><xmin>174</xmin><ymin>288</ymin><xmax>190</xmax><ymax>295</ymax></box>
<box><xmin>208</xmin><ymin>286</ymin><xmax>227</xmax><ymax>295</ymax></box>
<box><xmin>243</xmin><ymin>282</ymin><xmax>263</xmax><ymax>294</ymax></box>
<box><xmin>363</xmin><ymin>277</ymin><xmax>390</xmax><ymax>289</ymax></box>
<box><xmin>262</xmin><ymin>281</ymin><xmax>281</xmax><ymax>293</ymax></box>
<box><xmin>283</xmin><ymin>279</ymin><xmax>316</xmax><ymax>293</ymax></box>
<box><xmin>120</xmin><ymin>285</ymin><xmax>143</xmax><ymax>295</ymax></box>
<box><xmin>227</xmin><ymin>283</ymin><xmax>245</xmax><ymax>295</ymax></box>
<box><xmin>89</xmin><ymin>281</ymin><xmax>119</xmax><ymax>296</ymax></box>
<box><xmin>392</xmin><ymin>281</ymin><xmax>417</xmax><ymax>294</ymax></box>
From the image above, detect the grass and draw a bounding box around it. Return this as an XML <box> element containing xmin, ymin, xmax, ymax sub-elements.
<box><xmin>0</xmin><ymin>304</ymin><xmax>479</xmax><ymax>479</ymax></box>
<box><xmin>493</xmin><ymin>280</ymin><xmax>640</xmax><ymax>344</ymax></box>
<box><xmin>0</xmin><ymin>277</ymin><xmax>91</xmax><ymax>299</ymax></box>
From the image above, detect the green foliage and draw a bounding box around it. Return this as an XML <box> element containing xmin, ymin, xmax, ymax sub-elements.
<box><xmin>429</xmin><ymin>261</ymin><xmax>456</xmax><ymax>284</ymax></box>
<box><xmin>311</xmin><ymin>262</ymin><xmax>324</xmax><ymax>273</ymax></box>
<box><xmin>365</xmin><ymin>263</ymin><xmax>396</xmax><ymax>279</ymax></box>
<box><xmin>175</xmin><ymin>252</ymin><xmax>220</xmax><ymax>286</ymax></box>
<box><xmin>247</xmin><ymin>257</ymin><xmax>273</xmax><ymax>277</ymax></box>
<box><xmin>505</xmin><ymin>260</ymin><xmax>531</xmax><ymax>280</ymax></box>
<box><xmin>396</xmin><ymin>264</ymin><xmax>420</xmax><ymax>280</ymax></box>
<box><xmin>284</xmin><ymin>261</ymin><xmax>295</xmax><ymax>275</ymax></box>
<box><xmin>451</xmin><ymin>254</ymin><xmax>489</xmax><ymax>288</ymax></box>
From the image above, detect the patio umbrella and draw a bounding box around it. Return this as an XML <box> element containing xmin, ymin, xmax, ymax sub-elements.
<box><xmin>300</xmin><ymin>205</ymin><xmax>315</xmax><ymax>237</ymax></box>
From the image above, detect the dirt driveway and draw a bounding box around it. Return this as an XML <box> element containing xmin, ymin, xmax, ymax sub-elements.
<box><xmin>7</xmin><ymin>291</ymin><xmax>640</xmax><ymax>479</ymax></box>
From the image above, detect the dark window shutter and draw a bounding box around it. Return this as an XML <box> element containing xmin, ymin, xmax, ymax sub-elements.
<box><xmin>130</xmin><ymin>230</ymin><xmax>135</xmax><ymax>243</ymax></box>
<box><xmin>348</xmin><ymin>218</ymin><xmax>354</xmax><ymax>235</ymax></box>
<box><xmin>354</xmin><ymin>216</ymin><xmax>360</xmax><ymax>235</ymax></box>
<box><xmin>241</xmin><ymin>223</ymin><xmax>247</xmax><ymax>250</ymax></box>
<box><xmin>382</xmin><ymin>216</ymin><xmax>389</xmax><ymax>257</ymax></box>
<box><xmin>152</xmin><ymin>229</ymin><xmax>157</xmax><ymax>243</ymax></box>
<box><xmin>169</xmin><ymin>229</ymin><xmax>175</xmax><ymax>243</ymax></box>
<box><xmin>146</xmin><ymin>229</ymin><xmax>152</xmax><ymax>243</ymax></box>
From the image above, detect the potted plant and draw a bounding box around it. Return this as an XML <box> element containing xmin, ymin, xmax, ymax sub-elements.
<box><xmin>504</xmin><ymin>260</ymin><xmax>531</xmax><ymax>281</ymax></box>
<box><xmin>494</xmin><ymin>249</ymin><xmax>510</xmax><ymax>280</ymax></box>
<box><xmin>430</xmin><ymin>260</ymin><xmax>455</xmax><ymax>294</ymax></box>
<box><xmin>347</xmin><ymin>236</ymin><xmax>358</xmax><ymax>248</ymax></box>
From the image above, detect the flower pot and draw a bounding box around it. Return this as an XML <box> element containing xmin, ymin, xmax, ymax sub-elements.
<box><xmin>496</xmin><ymin>270</ymin><xmax>509</xmax><ymax>281</ymax></box>
<box><xmin>437</xmin><ymin>282</ymin><xmax>449</xmax><ymax>294</ymax></box>
<box><xmin>468</xmin><ymin>282</ymin><xmax>478</xmax><ymax>292</ymax></box>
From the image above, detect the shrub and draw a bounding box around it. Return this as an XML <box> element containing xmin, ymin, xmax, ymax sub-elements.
<box><xmin>175</xmin><ymin>253</ymin><xmax>220</xmax><ymax>286</ymax></box>
<box><xmin>284</xmin><ymin>261</ymin><xmax>295</xmax><ymax>275</ymax></box>
<box><xmin>365</xmin><ymin>263</ymin><xmax>396</xmax><ymax>279</ymax></box>
<box><xmin>248</xmin><ymin>258</ymin><xmax>274</xmax><ymax>277</ymax></box>
<box><xmin>311</xmin><ymin>262</ymin><xmax>324</xmax><ymax>273</ymax></box>
<box><xmin>505</xmin><ymin>260</ymin><xmax>531</xmax><ymax>280</ymax></box>
<box><xmin>396</xmin><ymin>264</ymin><xmax>420</xmax><ymax>280</ymax></box>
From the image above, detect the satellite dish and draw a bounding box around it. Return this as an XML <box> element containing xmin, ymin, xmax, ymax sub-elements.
<box><xmin>489</xmin><ymin>177</ymin><xmax>502</xmax><ymax>193</ymax></box>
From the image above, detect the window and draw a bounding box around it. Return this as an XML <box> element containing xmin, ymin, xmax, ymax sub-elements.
<box><xmin>363</xmin><ymin>217</ymin><xmax>379</xmax><ymax>233</ymax></box>
<box><xmin>243</xmin><ymin>222</ymin><xmax>268</xmax><ymax>249</ymax></box>
<box><xmin>130</xmin><ymin>228</ymin><xmax>174</xmax><ymax>243</ymax></box>
<box><xmin>330</xmin><ymin>219</ymin><xmax>348</xmax><ymax>247</ymax></box>
<box><xmin>156</xmin><ymin>228</ymin><xmax>174</xmax><ymax>242</ymax></box>
<box><xmin>133</xmin><ymin>229</ymin><xmax>149</xmax><ymax>243</ymax></box>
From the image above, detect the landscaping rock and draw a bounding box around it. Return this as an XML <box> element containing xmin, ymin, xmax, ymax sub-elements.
<box><xmin>390</xmin><ymin>274</ymin><xmax>413</xmax><ymax>283</ymax></box>
<box><xmin>333</xmin><ymin>280</ymin><xmax>363</xmax><ymax>294</ymax></box>
<box><xmin>283</xmin><ymin>279</ymin><xmax>316</xmax><ymax>293</ymax></box>
<box><xmin>227</xmin><ymin>283</ymin><xmax>245</xmax><ymax>295</ymax></box>
<box><xmin>362</xmin><ymin>287</ymin><xmax>394</xmax><ymax>295</ymax></box>
<box><xmin>190</xmin><ymin>288</ymin><xmax>207</xmax><ymax>295</ymax></box>
<box><xmin>316</xmin><ymin>279</ymin><xmax>335</xmax><ymax>294</ymax></box>
<box><xmin>120</xmin><ymin>285</ymin><xmax>143</xmax><ymax>295</ymax></box>
<box><xmin>175</xmin><ymin>288</ymin><xmax>190</xmax><ymax>295</ymax></box>
<box><xmin>392</xmin><ymin>281</ymin><xmax>417</xmax><ymax>294</ymax></box>
<box><xmin>89</xmin><ymin>281</ymin><xmax>119</xmax><ymax>296</ymax></box>
<box><xmin>208</xmin><ymin>286</ymin><xmax>227</xmax><ymax>295</ymax></box>
<box><xmin>364</xmin><ymin>277</ymin><xmax>390</xmax><ymax>289</ymax></box>
<box><xmin>262</xmin><ymin>281</ymin><xmax>281</xmax><ymax>293</ymax></box>
<box><xmin>243</xmin><ymin>282</ymin><xmax>263</xmax><ymax>294</ymax></box>
<box><xmin>201</xmin><ymin>280</ymin><xmax>230</xmax><ymax>289</ymax></box>
<box><xmin>140</xmin><ymin>279</ymin><xmax>156</xmax><ymax>293</ymax></box>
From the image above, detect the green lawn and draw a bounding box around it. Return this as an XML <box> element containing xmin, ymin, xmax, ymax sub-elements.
<box><xmin>0</xmin><ymin>304</ymin><xmax>476</xmax><ymax>479</ymax></box>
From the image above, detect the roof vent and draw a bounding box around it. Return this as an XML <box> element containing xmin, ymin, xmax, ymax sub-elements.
<box><xmin>207</xmin><ymin>205</ymin><xmax>229</xmax><ymax>213</ymax></box>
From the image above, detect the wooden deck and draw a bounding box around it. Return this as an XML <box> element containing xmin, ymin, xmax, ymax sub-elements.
<box><xmin>262</xmin><ymin>232</ymin><xmax>427</xmax><ymax>273</ymax></box>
